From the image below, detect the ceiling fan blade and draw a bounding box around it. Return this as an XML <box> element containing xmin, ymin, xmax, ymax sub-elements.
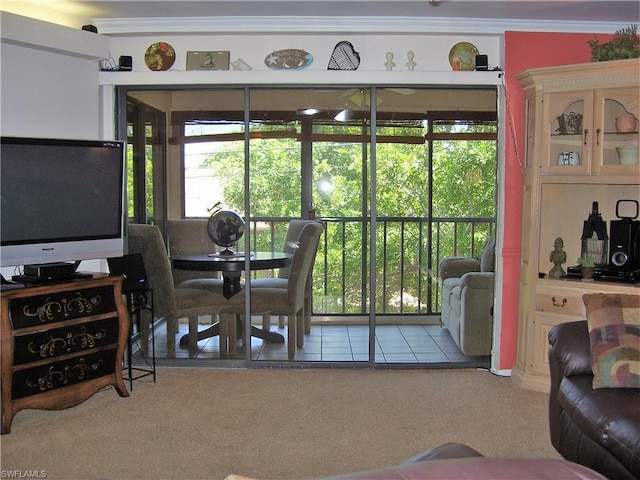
<box><xmin>386</xmin><ymin>88</ymin><xmax>416</xmax><ymax>95</ymax></box>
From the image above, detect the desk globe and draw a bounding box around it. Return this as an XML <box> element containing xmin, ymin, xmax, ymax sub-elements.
<box><xmin>207</xmin><ymin>210</ymin><xmax>245</xmax><ymax>255</ymax></box>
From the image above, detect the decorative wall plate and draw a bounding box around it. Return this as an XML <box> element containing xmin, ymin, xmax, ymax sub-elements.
<box><xmin>448</xmin><ymin>42</ymin><xmax>479</xmax><ymax>71</ymax></box>
<box><xmin>264</xmin><ymin>49</ymin><xmax>313</xmax><ymax>70</ymax></box>
<box><xmin>328</xmin><ymin>41</ymin><xmax>361</xmax><ymax>70</ymax></box>
<box><xmin>144</xmin><ymin>42</ymin><xmax>175</xmax><ymax>71</ymax></box>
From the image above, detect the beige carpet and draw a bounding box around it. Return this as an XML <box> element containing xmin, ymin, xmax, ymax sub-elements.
<box><xmin>0</xmin><ymin>367</ymin><xmax>559</xmax><ymax>480</ymax></box>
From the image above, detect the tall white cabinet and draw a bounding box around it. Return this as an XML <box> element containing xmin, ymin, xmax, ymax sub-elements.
<box><xmin>512</xmin><ymin>59</ymin><xmax>640</xmax><ymax>392</ymax></box>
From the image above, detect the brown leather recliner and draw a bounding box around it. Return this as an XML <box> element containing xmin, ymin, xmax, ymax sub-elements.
<box><xmin>225</xmin><ymin>443</ymin><xmax>607</xmax><ymax>480</ymax></box>
<box><xmin>548</xmin><ymin>321</ymin><xmax>640</xmax><ymax>480</ymax></box>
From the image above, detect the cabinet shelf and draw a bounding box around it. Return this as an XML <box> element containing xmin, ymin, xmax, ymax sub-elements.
<box><xmin>513</xmin><ymin>59</ymin><xmax>640</xmax><ymax>393</ymax></box>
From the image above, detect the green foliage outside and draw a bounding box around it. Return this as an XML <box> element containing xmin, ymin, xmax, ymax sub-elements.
<box><xmin>126</xmin><ymin>123</ymin><xmax>155</xmax><ymax>220</ymax></box>
<box><xmin>192</xmin><ymin>119</ymin><xmax>496</xmax><ymax>315</ymax></box>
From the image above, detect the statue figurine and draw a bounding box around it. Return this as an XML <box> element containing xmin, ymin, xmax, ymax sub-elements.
<box><xmin>548</xmin><ymin>237</ymin><xmax>567</xmax><ymax>278</ymax></box>
<box><xmin>406</xmin><ymin>51</ymin><xmax>417</xmax><ymax>71</ymax></box>
<box><xmin>384</xmin><ymin>52</ymin><xmax>395</xmax><ymax>70</ymax></box>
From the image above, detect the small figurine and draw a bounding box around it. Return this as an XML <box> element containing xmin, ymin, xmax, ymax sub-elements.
<box><xmin>406</xmin><ymin>51</ymin><xmax>417</xmax><ymax>71</ymax></box>
<box><xmin>384</xmin><ymin>52</ymin><xmax>395</xmax><ymax>71</ymax></box>
<box><xmin>548</xmin><ymin>237</ymin><xmax>567</xmax><ymax>278</ymax></box>
<box><xmin>230</xmin><ymin>58</ymin><xmax>253</xmax><ymax>71</ymax></box>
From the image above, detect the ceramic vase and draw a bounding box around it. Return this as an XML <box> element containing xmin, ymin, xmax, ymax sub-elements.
<box><xmin>615</xmin><ymin>116</ymin><xmax>638</xmax><ymax>133</ymax></box>
<box><xmin>616</xmin><ymin>146</ymin><xmax>639</xmax><ymax>165</ymax></box>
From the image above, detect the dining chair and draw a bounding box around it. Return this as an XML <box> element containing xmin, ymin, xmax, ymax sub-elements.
<box><xmin>249</xmin><ymin>219</ymin><xmax>321</xmax><ymax>332</ymax></box>
<box><xmin>166</xmin><ymin>218</ymin><xmax>224</xmax><ymax>291</ymax></box>
<box><xmin>223</xmin><ymin>222</ymin><xmax>324</xmax><ymax>359</ymax></box>
<box><xmin>127</xmin><ymin>223</ymin><xmax>228</xmax><ymax>355</ymax></box>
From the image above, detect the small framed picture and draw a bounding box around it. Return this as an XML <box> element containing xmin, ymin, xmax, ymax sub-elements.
<box><xmin>186</xmin><ymin>51</ymin><xmax>230</xmax><ymax>71</ymax></box>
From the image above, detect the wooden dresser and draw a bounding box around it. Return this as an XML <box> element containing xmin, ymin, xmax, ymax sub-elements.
<box><xmin>1</xmin><ymin>275</ymin><xmax>130</xmax><ymax>434</ymax></box>
<box><xmin>512</xmin><ymin>59</ymin><xmax>640</xmax><ymax>392</ymax></box>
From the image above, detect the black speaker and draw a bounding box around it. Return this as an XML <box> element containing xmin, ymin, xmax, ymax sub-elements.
<box><xmin>119</xmin><ymin>56</ymin><xmax>133</xmax><ymax>71</ymax></box>
<box><xmin>107</xmin><ymin>253</ymin><xmax>148</xmax><ymax>294</ymax></box>
<box><xmin>475</xmin><ymin>54</ymin><xmax>489</xmax><ymax>71</ymax></box>
<box><xmin>608</xmin><ymin>200</ymin><xmax>640</xmax><ymax>272</ymax></box>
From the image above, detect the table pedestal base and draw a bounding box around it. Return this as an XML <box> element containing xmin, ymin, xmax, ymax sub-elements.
<box><xmin>178</xmin><ymin>316</ymin><xmax>285</xmax><ymax>357</ymax></box>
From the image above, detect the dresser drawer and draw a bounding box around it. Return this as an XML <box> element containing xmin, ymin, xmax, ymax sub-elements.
<box><xmin>9</xmin><ymin>285</ymin><xmax>116</xmax><ymax>329</ymax></box>
<box><xmin>12</xmin><ymin>317</ymin><xmax>120</xmax><ymax>366</ymax></box>
<box><xmin>535</xmin><ymin>285</ymin><xmax>586</xmax><ymax>318</ymax></box>
<box><xmin>11</xmin><ymin>349</ymin><xmax>117</xmax><ymax>400</ymax></box>
<box><xmin>1</xmin><ymin>276</ymin><xmax>129</xmax><ymax>434</ymax></box>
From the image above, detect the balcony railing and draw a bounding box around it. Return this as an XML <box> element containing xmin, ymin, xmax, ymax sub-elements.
<box><xmin>247</xmin><ymin>216</ymin><xmax>495</xmax><ymax>318</ymax></box>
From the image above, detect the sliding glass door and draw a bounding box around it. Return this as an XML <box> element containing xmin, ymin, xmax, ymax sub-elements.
<box><xmin>122</xmin><ymin>85</ymin><xmax>497</xmax><ymax>367</ymax></box>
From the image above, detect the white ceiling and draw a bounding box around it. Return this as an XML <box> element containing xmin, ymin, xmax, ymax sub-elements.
<box><xmin>2</xmin><ymin>0</ymin><xmax>639</xmax><ymax>34</ymax></box>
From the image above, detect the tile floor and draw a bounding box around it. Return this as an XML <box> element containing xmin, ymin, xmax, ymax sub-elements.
<box><xmin>134</xmin><ymin>320</ymin><xmax>490</xmax><ymax>367</ymax></box>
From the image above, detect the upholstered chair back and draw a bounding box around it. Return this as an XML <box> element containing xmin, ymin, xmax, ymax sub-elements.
<box><xmin>127</xmin><ymin>223</ymin><xmax>178</xmax><ymax>323</ymax></box>
<box><xmin>277</xmin><ymin>219</ymin><xmax>318</xmax><ymax>279</ymax></box>
<box><xmin>480</xmin><ymin>237</ymin><xmax>496</xmax><ymax>273</ymax></box>
<box><xmin>287</xmin><ymin>222</ymin><xmax>324</xmax><ymax>309</ymax></box>
<box><xmin>167</xmin><ymin>219</ymin><xmax>220</xmax><ymax>285</ymax></box>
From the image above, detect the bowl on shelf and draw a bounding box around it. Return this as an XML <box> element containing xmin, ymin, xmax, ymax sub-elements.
<box><xmin>557</xmin><ymin>151</ymin><xmax>580</xmax><ymax>166</ymax></box>
<box><xmin>615</xmin><ymin>116</ymin><xmax>638</xmax><ymax>133</ymax></box>
<box><xmin>616</xmin><ymin>146</ymin><xmax>639</xmax><ymax>165</ymax></box>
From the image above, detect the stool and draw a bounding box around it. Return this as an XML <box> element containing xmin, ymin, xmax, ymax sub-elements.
<box><xmin>122</xmin><ymin>288</ymin><xmax>156</xmax><ymax>390</ymax></box>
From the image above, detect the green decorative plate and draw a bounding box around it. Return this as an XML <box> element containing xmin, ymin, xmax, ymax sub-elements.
<box><xmin>448</xmin><ymin>42</ymin><xmax>479</xmax><ymax>71</ymax></box>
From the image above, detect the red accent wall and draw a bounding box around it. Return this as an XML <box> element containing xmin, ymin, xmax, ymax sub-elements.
<box><xmin>499</xmin><ymin>31</ymin><xmax>613</xmax><ymax>370</ymax></box>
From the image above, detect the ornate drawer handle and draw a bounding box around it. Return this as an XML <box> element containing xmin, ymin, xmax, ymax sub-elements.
<box><xmin>552</xmin><ymin>297</ymin><xmax>567</xmax><ymax>307</ymax></box>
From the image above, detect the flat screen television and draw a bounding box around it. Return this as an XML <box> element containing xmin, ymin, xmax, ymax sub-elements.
<box><xmin>0</xmin><ymin>136</ymin><xmax>126</xmax><ymax>271</ymax></box>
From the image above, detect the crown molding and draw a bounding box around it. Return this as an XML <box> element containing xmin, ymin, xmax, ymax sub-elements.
<box><xmin>93</xmin><ymin>15</ymin><xmax>622</xmax><ymax>36</ymax></box>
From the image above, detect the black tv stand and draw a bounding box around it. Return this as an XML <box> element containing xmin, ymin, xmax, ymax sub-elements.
<box><xmin>12</xmin><ymin>272</ymin><xmax>94</xmax><ymax>285</ymax></box>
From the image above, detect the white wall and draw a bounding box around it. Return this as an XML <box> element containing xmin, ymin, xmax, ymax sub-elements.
<box><xmin>0</xmin><ymin>12</ymin><xmax>108</xmax><ymax>138</ymax></box>
<box><xmin>0</xmin><ymin>12</ymin><xmax>111</xmax><ymax>275</ymax></box>
<box><xmin>0</xmin><ymin>43</ymin><xmax>102</xmax><ymax>138</ymax></box>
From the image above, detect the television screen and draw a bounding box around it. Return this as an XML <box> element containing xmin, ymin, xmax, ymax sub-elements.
<box><xmin>0</xmin><ymin>137</ymin><xmax>126</xmax><ymax>268</ymax></box>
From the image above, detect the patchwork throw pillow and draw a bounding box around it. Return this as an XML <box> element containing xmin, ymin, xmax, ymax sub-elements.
<box><xmin>583</xmin><ymin>293</ymin><xmax>640</xmax><ymax>389</ymax></box>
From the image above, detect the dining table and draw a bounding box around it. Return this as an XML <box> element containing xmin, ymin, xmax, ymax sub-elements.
<box><xmin>171</xmin><ymin>251</ymin><xmax>293</xmax><ymax>354</ymax></box>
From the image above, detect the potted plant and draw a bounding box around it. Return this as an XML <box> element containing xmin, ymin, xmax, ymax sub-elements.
<box><xmin>576</xmin><ymin>257</ymin><xmax>595</xmax><ymax>280</ymax></box>
<box><xmin>588</xmin><ymin>24</ymin><xmax>640</xmax><ymax>61</ymax></box>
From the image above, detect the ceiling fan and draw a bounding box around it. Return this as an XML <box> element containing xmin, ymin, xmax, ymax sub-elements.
<box><xmin>340</xmin><ymin>88</ymin><xmax>417</xmax><ymax>108</ymax></box>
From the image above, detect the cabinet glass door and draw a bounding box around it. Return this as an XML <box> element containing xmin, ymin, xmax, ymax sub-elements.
<box><xmin>544</xmin><ymin>91</ymin><xmax>592</xmax><ymax>174</ymax></box>
<box><xmin>524</xmin><ymin>97</ymin><xmax>535</xmax><ymax>169</ymax></box>
<box><xmin>594</xmin><ymin>87</ymin><xmax>639</xmax><ymax>174</ymax></box>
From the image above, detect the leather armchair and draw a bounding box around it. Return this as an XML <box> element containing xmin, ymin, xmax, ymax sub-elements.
<box><xmin>548</xmin><ymin>320</ymin><xmax>640</xmax><ymax>480</ymax></box>
<box><xmin>438</xmin><ymin>237</ymin><xmax>495</xmax><ymax>356</ymax></box>
<box><xmin>225</xmin><ymin>442</ymin><xmax>606</xmax><ymax>480</ymax></box>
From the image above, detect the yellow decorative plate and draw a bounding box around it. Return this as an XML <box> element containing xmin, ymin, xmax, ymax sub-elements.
<box><xmin>144</xmin><ymin>42</ymin><xmax>176</xmax><ymax>71</ymax></box>
<box><xmin>448</xmin><ymin>42</ymin><xmax>479</xmax><ymax>71</ymax></box>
